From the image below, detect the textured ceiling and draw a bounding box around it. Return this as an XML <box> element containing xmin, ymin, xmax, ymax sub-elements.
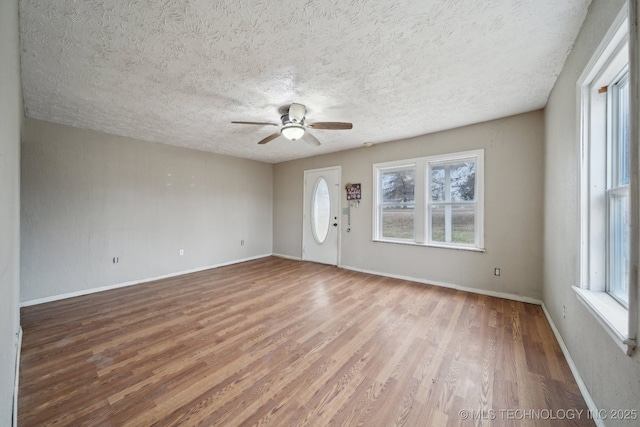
<box><xmin>19</xmin><ymin>0</ymin><xmax>591</xmax><ymax>164</ymax></box>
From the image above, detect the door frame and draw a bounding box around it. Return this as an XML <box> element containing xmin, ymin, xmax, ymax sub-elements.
<box><xmin>302</xmin><ymin>166</ymin><xmax>341</xmax><ymax>266</ymax></box>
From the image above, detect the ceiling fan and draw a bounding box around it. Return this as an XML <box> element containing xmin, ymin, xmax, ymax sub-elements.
<box><xmin>232</xmin><ymin>103</ymin><xmax>352</xmax><ymax>145</ymax></box>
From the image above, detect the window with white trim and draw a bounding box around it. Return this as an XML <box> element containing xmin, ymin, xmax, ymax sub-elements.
<box><xmin>429</xmin><ymin>158</ymin><xmax>478</xmax><ymax>246</ymax></box>
<box><xmin>373</xmin><ymin>150</ymin><xmax>484</xmax><ymax>251</ymax></box>
<box><xmin>607</xmin><ymin>69</ymin><xmax>630</xmax><ymax>307</ymax></box>
<box><xmin>576</xmin><ymin>6</ymin><xmax>637</xmax><ymax>355</ymax></box>
<box><xmin>378</xmin><ymin>165</ymin><xmax>416</xmax><ymax>241</ymax></box>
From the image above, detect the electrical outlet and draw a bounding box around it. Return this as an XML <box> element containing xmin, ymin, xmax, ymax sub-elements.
<box><xmin>562</xmin><ymin>305</ymin><xmax>566</xmax><ymax>319</ymax></box>
<box><xmin>179</xmin><ymin>249</ymin><xmax>184</xmax><ymax>256</ymax></box>
<box><xmin>241</xmin><ymin>240</ymin><xmax>244</xmax><ymax>246</ymax></box>
<box><xmin>494</xmin><ymin>268</ymin><xmax>501</xmax><ymax>276</ymax></box>
<box><xmin>113</xmin><ymin>257</ymin><xmax>119</xmax><ymax>264</ymax></box>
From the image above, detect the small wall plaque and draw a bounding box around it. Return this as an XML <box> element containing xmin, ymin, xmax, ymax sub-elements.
<box><xmin>346</xmin><ymin>183</ymin><xmax>361</xmax><ymax>200</ymax></box>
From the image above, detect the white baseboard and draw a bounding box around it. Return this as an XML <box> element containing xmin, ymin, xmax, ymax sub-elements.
<box><xmin>271</xmin><ymin>253</ymin><xmax>302</xmax><ymax>261</ymax></box>
<box><xmin>340</xmin><ymin>264</ymin><xmax>543</xmax><ymax>305</ymax></box>
<box><xmin>13</xmin><ymin>326</ymin><xmax>22</xmax><ymax>427</ymax></box>
<box><xmin>541</xmin><ymin>303</ymin><xmax>603</xmax><ymax>427</ymax></box>
<box><xmin>20</xmin><ymin>254</ymin><xmax>271</xmax><ymax>307</ymax></box>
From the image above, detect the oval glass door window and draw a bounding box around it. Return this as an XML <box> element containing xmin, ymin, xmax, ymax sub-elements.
<box><xmin>312</xmin><ymin>177</ymin><xmax>331</xmax><ymax>244</ymax></box>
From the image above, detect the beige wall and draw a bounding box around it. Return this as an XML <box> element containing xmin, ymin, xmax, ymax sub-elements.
<box><xmin>274</xmin><ymin>111</ymin><xmax>544</xmax><ymax>300</ymax></box>
<box><xmin>21</xmin><ymin>119</ymin><xmax>273</xmax><ymax>302</ymax></box>
<box><xmin>543</xmin><ymin>0</ymin><xmax>640</xmax><ymax>424</ymax></box>
<box><xmin>0</xmin><ymin>0</ymin><xmax>22</xmax><ymax>424</ymax></box>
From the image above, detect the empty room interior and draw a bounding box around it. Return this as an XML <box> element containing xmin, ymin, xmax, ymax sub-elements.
<box><xmin>2</xmin><ymin>0</ymin><xmax>640</xmax><ymax>425</ymax></box>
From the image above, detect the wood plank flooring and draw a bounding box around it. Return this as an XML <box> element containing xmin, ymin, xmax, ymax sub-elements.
<box><xmin>19</xmin><ymin>256</ymin><xmax>594</xmax><ymax>426</ymax></box>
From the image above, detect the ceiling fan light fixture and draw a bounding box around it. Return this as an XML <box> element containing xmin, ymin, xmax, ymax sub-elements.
<box><xmin>232</xmin><ymin>103</ymin><xmax>352</xmax><ymax>145</ymax></box>
<box><xmin>281</xmin><ymin>124</ymin><xmax>305</xmax><ymax>141</ymax></box>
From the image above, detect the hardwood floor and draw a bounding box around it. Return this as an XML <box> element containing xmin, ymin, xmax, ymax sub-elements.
<box><xmin>19</xmin><ymin>256</ymin><xmax>593</xmax><ymax>426</ymax></box>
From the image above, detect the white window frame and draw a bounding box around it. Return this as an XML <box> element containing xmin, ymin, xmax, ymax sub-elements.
<box><xmin>607</xmin><ymin>70</ymin><xmax>630</xmax><ymax>307</ymax></box>
<box><xmin>375</xmin><ymin>163</ymin><xmax>418</xmax><ymax>242</ymax></box>
<box><xmin>575</xmin><ymin>3</ymin><xmax>637</xmax><ymax>355</ymax></box>
<box><xmin>373</xmin><ymin>149</ymin><xmax>484</xmax><ymax>251</ymax></box>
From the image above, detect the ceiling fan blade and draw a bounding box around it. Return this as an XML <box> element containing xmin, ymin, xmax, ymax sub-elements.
<box><xmin>258</xmin><ymin>131</ymin><xmax>281</xmax><ymax>145</ymax></box>
<box><xmin>302</xmin><ymin>132</ymin><xmax>321</xmax><ymax>146</ymax></box>
<box><xmin>232</xmin><ymin>121</ymin><xmax>279</xmax><ymax>126</ymax></box>
<box><xmin>307</xmin><ymin>122</ymin><xmax>353</xmax><ymax>130</ymax></box>
<box><xmin>288</xmin><ymin>103</ymin><xmax>306</xmax><ymax>123</ymax></box>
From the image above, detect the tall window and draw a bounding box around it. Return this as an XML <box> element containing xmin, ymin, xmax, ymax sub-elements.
<box><xmin>374</xmin><ymin>150</ymin><xmax>484</xmax><ymax>251</ymax></box>
<box><xmin>429</xmin><ymin>159</ymin><xmax>477</xmax><ymax>246</ymax></box>
<box><xmin>378</xmin><ymin>166</ymin><xmax>416</xmax><ymax>240</ymax></box>
<box><xmin>577</xmin><ymin>6</ymin><xmax>636</xmax><ymax>355</ymax></box>
<box><xmin>607</xmin><ymin>70</ymin><xmax>630</xmax><ymax>306</ymax></box>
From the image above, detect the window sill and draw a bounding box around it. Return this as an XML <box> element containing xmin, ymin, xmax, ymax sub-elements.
<box><xmin>372</xmin><ymin>238</ymin><xmax>485</xmax><ymax>253</ymax></box>
<box><xmin>572</xmin><ymin>286</ymin><xmax>636</xmax><ymax>355</ymax></box>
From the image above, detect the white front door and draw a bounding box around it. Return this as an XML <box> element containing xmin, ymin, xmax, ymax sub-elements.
<box><xmin>303</xmin><ymin>166</ymin><xmax>340</xmax><ymax>265</ymax></box>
